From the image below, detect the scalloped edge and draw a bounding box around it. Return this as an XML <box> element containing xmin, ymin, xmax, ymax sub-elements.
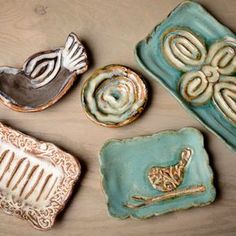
<box><xmin>0</xmin><ymin>122</ymin><xmax>81</xmax><ymax>230</ymax></box>
<box><xmin>99</xmin><ymin>127</ymin><xmax>216</xmax><ymax>219</ymax></box>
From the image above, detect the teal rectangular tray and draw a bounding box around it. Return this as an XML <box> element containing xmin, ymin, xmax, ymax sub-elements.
<box><xmin>100</xmin><ymin>128</ymin><xmax>215</xmax><ymax>219</ymax></box>
<box><xmin>135</xmin><ymin>1</ymin><xmax>236</xmax><ymax>152</ymax></box>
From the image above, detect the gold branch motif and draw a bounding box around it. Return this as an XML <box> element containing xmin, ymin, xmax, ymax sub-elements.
<box><xmin>163</xmin><ymin>29</ymin><xmax>236</xmax><ymax>124</ymax></box>
<box><xmin>124</xmin><ymin>185</ymin><xmax>206</xmax><ymax>209</ymax></box>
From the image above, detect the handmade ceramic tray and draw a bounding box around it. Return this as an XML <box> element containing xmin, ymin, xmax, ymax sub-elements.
<box><xmin>0</xmin><ymin>33</ymin><xmax>88</xmax><ymax>112</ymax></box>
<box><xmin>0</xmin><ymin>122</ymin><xmax>80</xmax><ymax>230</ymax></box>
<box><xmin>81</xmin><ymin>65</ymin><xmax>148</xmax><ymax>127</ymax></box>
<box><xmin>135</xmin><ymin>1</ymin><xmax>236</xmax><ymax>151</ymax></box>
<box><xmin>100</xmin><ymin>128</ymin><xmax>215</xmax><ymax>219</ymax></box>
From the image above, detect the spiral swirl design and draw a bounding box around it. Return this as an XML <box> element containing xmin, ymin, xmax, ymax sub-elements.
<box><xmin>214</xmin><ymin>77</ymin><xmax>236</xmax><ymax>123</ymax></box>
<box><xmin>82</xmin><ymin>65</ymin><xmax>147</xmax><ymax>127</ymax></box>
<box><xmin>163</xmin><ymin>29</ymin><xmax>207</xmax><ymax>71</ymax></box>
<box><xmin>180</xmin><ymin>70</ymin><xmax>214</xmax><ymax>105</ymax></box>
<box><xmin>163</xmin><ymin>28</ymin><xmax>236</xmax><ymax>124</ymax></box>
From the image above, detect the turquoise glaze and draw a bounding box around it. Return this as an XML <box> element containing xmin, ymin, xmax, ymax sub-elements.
<box><xmin>100</xmin><ymin>128</ymin><xmax>215</xmax><ymax>219</ymax></box>
<box><xmin>135</xmin><ymin>1</ymin><xmax>236</xmax><ymax>152</ymax></box>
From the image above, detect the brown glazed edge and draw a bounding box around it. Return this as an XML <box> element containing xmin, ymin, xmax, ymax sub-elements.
<box><xmin>81</xmin><ymin>64</ymin><xmax>148</xmax><ymax>128</ymax></box>
<box><xmin>0</xmin><ymin>122</ymin><xmax>81</xmax><ymax>230</ymax></box>
<box><xmin>0</xmin><ymin>66</ymin><xmax>78</xmax><ymax>113</ymax></box>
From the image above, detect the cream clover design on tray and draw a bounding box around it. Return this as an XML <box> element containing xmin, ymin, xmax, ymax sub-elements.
<box><xmin>163</xmin><ymin>29</ymin><xmax>236</xmax><ymax>124</ymax></box>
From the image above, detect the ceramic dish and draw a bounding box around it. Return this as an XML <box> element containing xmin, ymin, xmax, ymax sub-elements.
<box><xmin>135</xmin><ymin>1</ymin><xmax>236</xmax><ymax>152</ymax></box>
<box><xmin>0</xmin><ymin>122</ymin><xmax>80</xmax><ymax>230</ymax></box>
<box><xmin>81</xmin><ymin>65</ymin><xmax>148</xmax><ymax>127</ymax></box>
<box><xmin>0</xmin><ymin>33</ymin><xmax>88</xmax><ymax>112</ymax></box>
<box><xmin>100</xmin><ymin>127</ymin><xmax>215</xmax><ymax>219</ymax></box>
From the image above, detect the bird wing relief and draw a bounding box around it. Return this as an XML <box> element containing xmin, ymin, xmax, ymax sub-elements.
<box><xmin>0</xmin><ymin>32</ymin><xmax>88</xmax><ymax>112</ymax></box>
<box><xmin>23</xmin><ymin>50</ymin><xmax>62</xmax><ymax>89</ymax></box>
<box><xmin>22</xmin><ymin>33</ymin><xmax>88</xmax><ymax>89</ymax></box>
<box><xmin>62</xmin><ymin>33</ymin><xmax>88</xmax><ymax>75</ymax></box>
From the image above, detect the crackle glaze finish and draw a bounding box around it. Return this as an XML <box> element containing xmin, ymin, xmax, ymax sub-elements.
<box><xmin>135</xmin><ymin>1</ymin><xmax>236</xmax><ymax>151</ymax></box>
<box><xmin>100</xmin><ymin>128</ymin><xmax>215</xmax><ymax>219</ymax></box>
<box><xmin>82</xmin><ymin>65</ymin><xmax>147</xmax><ymax>127</ymax></box>
<box><xmin>0</xmin><ymin>123</ymin><xmax>80</xmax><ymax>230</ymax></box>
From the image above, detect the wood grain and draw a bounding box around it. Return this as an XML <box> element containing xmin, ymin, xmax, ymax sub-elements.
<box><xmin>0</xmin><ymin>0</ymin><xmax>235</xmax><ymax>235</ymax></box>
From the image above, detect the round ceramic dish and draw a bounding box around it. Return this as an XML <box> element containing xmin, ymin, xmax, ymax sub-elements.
<box><xmin>81</xmin><ymin>65</ymin><xmax>148</xmax><ymax>127</ymax></box>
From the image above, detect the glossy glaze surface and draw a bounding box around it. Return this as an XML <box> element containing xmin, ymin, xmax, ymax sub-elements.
<box><xmin>1</xmin><ymin>1</ymin><xmax>236</xmax><ymax>235</ymax></box>
<box><xmin>0</xmin><ymin>33</ymin><xmax>88</xmax><ymax>112</ymax></box>
<box><xmin>135</xmin><ymin>1</ymin><xmax>236</xmax><ymax>151</ymax></box>
<box><xmin>82</xmin><ymin>65</ymin><xmax>147</xmax><ymax>127</ymax></box>
<box><xmin>100</xmin><ymin>128</ymin><xmax>215</xmax><ymax>219</ymax></box>
<box><xmin>0</xmin><ymin>123</ymin><xmax>80</xmax><ymax>230</ymax></box>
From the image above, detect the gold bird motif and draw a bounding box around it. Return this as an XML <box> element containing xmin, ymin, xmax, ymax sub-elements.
<box><xmin>124</xmin><ymin>148</ymin><xmax>207</xmax><ymax>209</ymax></box>
<box><xmin>148</xmin><ymin>148</ymin><xmax>192</xmax><ymax>192</ymax></box>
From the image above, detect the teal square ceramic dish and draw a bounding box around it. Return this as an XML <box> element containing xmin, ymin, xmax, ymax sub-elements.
<box><xmin>100</xmin><ymin>128</ymin><xmax>216</xmax><ymax>219</ymax></box>
<box><xmin>135</xmin><ymin>1</ymin><xmax>236</xmax><ymax>152</ymax></box>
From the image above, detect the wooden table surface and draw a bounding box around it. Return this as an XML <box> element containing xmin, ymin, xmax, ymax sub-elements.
<box><xmin>0</xmin><ymin>0</ymin><xmax>235</xmax><ymax>235</ymax></box>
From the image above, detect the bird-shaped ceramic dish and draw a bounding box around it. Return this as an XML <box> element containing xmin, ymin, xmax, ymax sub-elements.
<box><xmin>0</xmin><ymin>33</ymin><xmax>88</xmax><ymax>112</ymax></box>
<box><xmin>100</xmin><ymin>128</ymin><xmax>216</xmax><ymax>219</ymax></box>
